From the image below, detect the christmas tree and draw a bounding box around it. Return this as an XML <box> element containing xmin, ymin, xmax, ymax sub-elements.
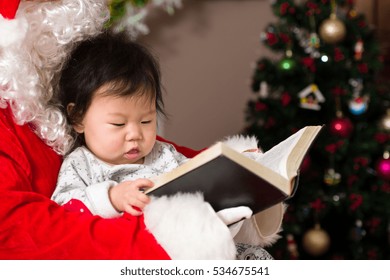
<box><xmin>244</xmin><ymin>0</ymin><xmax>389</xmax><ymax>259</ymax></box>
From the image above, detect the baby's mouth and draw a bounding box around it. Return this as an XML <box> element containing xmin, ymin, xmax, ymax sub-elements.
<box><xmin>124</xmin><ymin>148</ymin><xmax>140</xmax><ymax>160</ymax></box>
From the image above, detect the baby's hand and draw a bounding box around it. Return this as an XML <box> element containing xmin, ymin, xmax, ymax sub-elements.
<box><xmin>109</xmin><ymin>178</ymin><xmax>154</xmax><ymax>216</ymax></box>
<box><xmin>242</xmin><ymin>148</ymin><xmax>263</xmax><ymax>161</ymax></box>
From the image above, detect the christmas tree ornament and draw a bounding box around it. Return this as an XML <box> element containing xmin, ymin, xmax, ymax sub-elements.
<box><xmin>293</xmin><ymin>27</ymin><xmax>309</xmax><ymax>52</ymax></box>
<box><xmin>298</xmin><ymin>84</ymin><xmax>325</xmax><ymax>110</ymax></box>
<box><xmin>348</xmin><ymin>193</ymin><xmax>363</xmax><ymax>211</ymax></box>
<box><xmin>308</xmin><ymin>15</ymin><xmax>320</xmax><ymax>49</ymax></box>
<box><xmin>379</xmin><ymin>109</ymin><xmax>390</xmax><ymax>131</ymax></box>
<box><xmin>278</xmin><ymin>49</ymin><xmax>296</xmax><ymax>72</ymax></box>
<box><xmin>348</xmin><ymin>6</ymin><xmax>358</xmax><ymax>19</ymax></box>
<box><xmin>333</xmin><ymin>47</ymin><xmax>345</xmax><ymax>62</ymax></box>
<box><xmin>354</xmin><ymin>39</ymin><xmax>364</xmax><ymax>60</ymax></box>
<box><xmin>324</xmin><ymin>168</ymin><xmax>341</xmax><ymax>186</ymax></box>
<box><xmin>329</xmin><ymin>116</ymin><xmax>353</xmax><ymax>137</ymax></box>
<box><xmin>348</xmin><ymin>78</ymin><xmax>368</xmax><ymax>115</ymax></box>
<box><xmin>302</xmin><ymin>223</ymin><xmax>330</xmax><ymax>256</ymax></box>
<box><xmin>300</xmin><ymin>155</ymin><xmax>311</xmax><ymax>173</ymax></box>
<box><xmin>350</xmin><ymin>220</ymin><xmax>366</xmax><ymax>241</ymax></box>
<box><xmin>262</xmin><ymin>30</ymin><xmax>279</xmax><ymax>46</ymax></box>
<box><xmin>319</xmin><ymin>0</ymin><xmax>346</xmax><ymax>44</ymax></box>
<box><xmin>309</xmin><ymin>32</ymin><xmax>320</xmax><ymax>49</ymax></box>
<box><xmin>305</xmin><ymin>14</ymin><xmax>320</xmax><ymax>58</ymax></box>
<box><xmin>349</xmin><ymin>96</ymin><xmax>368</xmax><ymax>115</ymax></box>
<box><xmin>349</xmin><ymin>78</ymin><xmax>363</xmax><ymax>93</ymax></box>
<box><xmin>376</xmin><ymin>151</ymin><xmax>390</xmax><ymax>181</ymax></box>
<box><xmin>302</xmin><ymin>56</ymin><xmax>316</xmax><ymax>72</ymax></box>
<box><xmin>286</xmin><ymin>234</ymin><xmax>299</xmax><ymax>259</ymax></box>
<box><xmin>259</xmin><ymin>81</ymin><xmax>269</xmax><ymax>98</ymax></box>
<box><xmin>330</xmin><ymin>97</ymin><xmax>354</xmax><ymax>137</ymax></box>
<box><xmin>319</xmin><ymin>14</ymin><xmax>346</xmax><ymax>44</ymax></box>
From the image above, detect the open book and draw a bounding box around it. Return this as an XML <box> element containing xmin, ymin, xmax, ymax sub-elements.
<box><xmin>146</xmin><ymin>125</ymin><xmax>323</xmax><ymax>215</ymax></box>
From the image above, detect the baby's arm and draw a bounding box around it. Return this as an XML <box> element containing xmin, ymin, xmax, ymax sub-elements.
<box><xmin>52</xmin><ymin>159</ymin><xmax>120</xmax><ymax>218</ymax></box>
<box><xmin>53</xmin><ymin>159</ymin><xmax>153</xmax><ymax>217</ymax></box>
<box><xmin>109</xmin><ymin>179</ymin><xmax>153</xmax><ymax>216</ymax></box>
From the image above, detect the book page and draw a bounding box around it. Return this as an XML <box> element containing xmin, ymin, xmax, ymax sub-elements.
<box><xmin>255</xmin><ymin>128</ymin><xmax>306</xmax><ymax>179</ymax></box>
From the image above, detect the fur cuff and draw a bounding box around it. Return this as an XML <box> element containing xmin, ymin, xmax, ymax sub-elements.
<box><xmin>221</xmin><ymin>135</ymin><xmax>262</xmax><ymax>153</ymax></box>
<box><xmin>143</xmin><ymin>192</ymin><xmax>236</xmax><ymax>259</ymax></box>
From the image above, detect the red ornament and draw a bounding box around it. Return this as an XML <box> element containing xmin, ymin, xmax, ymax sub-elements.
<box><xmin>279</xmin><ymin>33</ymin><xmax>291</xmax><ymax>44</ymax></box>
<box><xmin>376</xmin><ymin>157</ymin><xmax>390</xmax><ymax>181</ymax></box>
<box><xmin>300</xmin><ymin>155</ymin><xmax>311</xmax><ymax>173</ymax></box>
<box><xmin>255</xmin><ymin>101</ymin><xmax>267</xmax><ymax>111</ymax></box>
<box><xmin>334</xmin><ymin>47</ymin><xmax>345</xmax><ymax>62</ymax></box>
<box><xmin>281</xmin><ymin>91</ymin><xmax>292</xmax><ymax>106</ymax></box>
<box><xmin>310</xmin><ymin>198</ymin><xmax>326</xmax><ymax>212</ymax></box>
<box><xmin>286</xmin><ymin>234</ymin><xmax>299</xmax><ymax>259</ymax></box>
<box><xmin>349</xmin><ymin>193</ymin><xmax>363</xmax><ymax>211</ymax></box>
<box><xmin>301</xmin><ymin>57</ymin><xmax>316</xmax><ymax>72</ymax></box>
<box><xmin>265</xmin><ymin>32</ymin><xmax>278</xmax><ymax>46</ymax></box>
<box><xmin>280</xmin><ymin>2</ymin><xmax>290</xmax><ymax>15</ymax></box>
<box><xmin>329</xmin><ymin>117</ymin><xmax>353</xmax><ymax>138</ymax></box>
<box><xmin>357</xmin><ymin>63</ymin><xmax>368</xmax><ymax>74</ymax></box>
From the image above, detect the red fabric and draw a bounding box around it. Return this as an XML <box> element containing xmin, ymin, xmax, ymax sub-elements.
<box><xmin>157</xmin><ymin>135</ymin><xmax>206</xmax><ymax>158</ymax></box>
<box><xmin>0</xmin><ymin>107</ymin><xmax>201</xmax><ymax>259</ymax></box>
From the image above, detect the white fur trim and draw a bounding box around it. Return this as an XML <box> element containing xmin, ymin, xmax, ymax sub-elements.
<box><xmin>221</xmin><ymin>135</ymin><xmax>262</xmax><ymax>153</ymax></box>
<box><xmin>0</xmin><ymin>15</ymin><xmax>27</xmax><ymax>47</ymax></box>
<box><xmin>143</xmin><ymin>193</ymin><xmax>236</xmax><ymax>259</ymax></box>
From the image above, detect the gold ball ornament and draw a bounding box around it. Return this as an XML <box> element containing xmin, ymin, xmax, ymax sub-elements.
<box><xmin>319</xmin><ymin>14</ymin><xmax>346</xmax><ymax>44</ymax></box>
<box><xmin>302</xmin><ymin>224</ymin><xmax>330</xmax><ymax>256</ymax></box>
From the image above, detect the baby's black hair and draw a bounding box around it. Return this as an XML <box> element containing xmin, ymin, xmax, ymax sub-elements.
<box><xmin>59</xmin><ymin>31</ymin><xmax>165</xmax><ymax>132</ymax></box>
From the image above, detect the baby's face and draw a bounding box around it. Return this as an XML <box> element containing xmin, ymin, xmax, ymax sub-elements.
<box><xmin>74</xmin><ymin>93</ymin><xmax>157</xmax><ymax>165</ymax></box>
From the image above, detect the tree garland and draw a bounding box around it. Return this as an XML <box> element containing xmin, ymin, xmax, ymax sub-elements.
<box><xmin>107</xmin><ymin>0</ymin><xmax>183</xmax><ymax>39</ymax></box>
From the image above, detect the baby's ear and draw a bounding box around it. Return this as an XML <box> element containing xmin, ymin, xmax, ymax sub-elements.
<box><xmin>67</xmin><ymin>103</ymin><xmax>84</xmax><ymax>133</ymax></box>
<box><xmin>66</xmin><ymin>103</ymin><xmax>75</xmax><ymax>115</ymax></box>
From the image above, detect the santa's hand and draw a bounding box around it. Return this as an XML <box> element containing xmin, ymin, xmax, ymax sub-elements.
<box><xmin>143</xmin><ymin>193</ymin><xmax>236</xmax><ymax>259</ymax></box>
<box><xmin>217</xmin><ymin>206</ymin><xmax>253</xmax><ymax>225</ymax></box>
<box><xmin>217</xmin><ymin>206</ymin><xmax>253</xmax><ymax>237</ymax></box>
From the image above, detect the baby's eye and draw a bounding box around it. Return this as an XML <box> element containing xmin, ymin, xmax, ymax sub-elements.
<box><xmin>110</xmin><ymin>123</ymin><xmax>125</xmax><ymax>127</ymax></box>
<box><xmin>141</xmin><ymin>120</ymin><xmax>152</xmax><ymax>124</ymax></box>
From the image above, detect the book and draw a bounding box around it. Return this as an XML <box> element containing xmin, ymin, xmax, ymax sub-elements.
<box><xmin>146</xmin><ymin>125</ymin><xmax>323</xmax><ymax>215</ymax></box>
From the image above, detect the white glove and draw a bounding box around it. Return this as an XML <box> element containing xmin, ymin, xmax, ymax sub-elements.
<box><xmin>144</xmin><ymin>193</ymin><xmax>237</xmax><ymax>259</ymax></box>
<box><xmin>217</xmin><ymin>206</ymin><xmax>253</xmax><ymax>237</ymax></box>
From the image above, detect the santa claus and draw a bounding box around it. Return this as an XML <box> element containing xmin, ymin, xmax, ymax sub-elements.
<box><xmin>0</xmin><ymin>0</ymin><xmax>283</xmax><ymax>259</ymax></box>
